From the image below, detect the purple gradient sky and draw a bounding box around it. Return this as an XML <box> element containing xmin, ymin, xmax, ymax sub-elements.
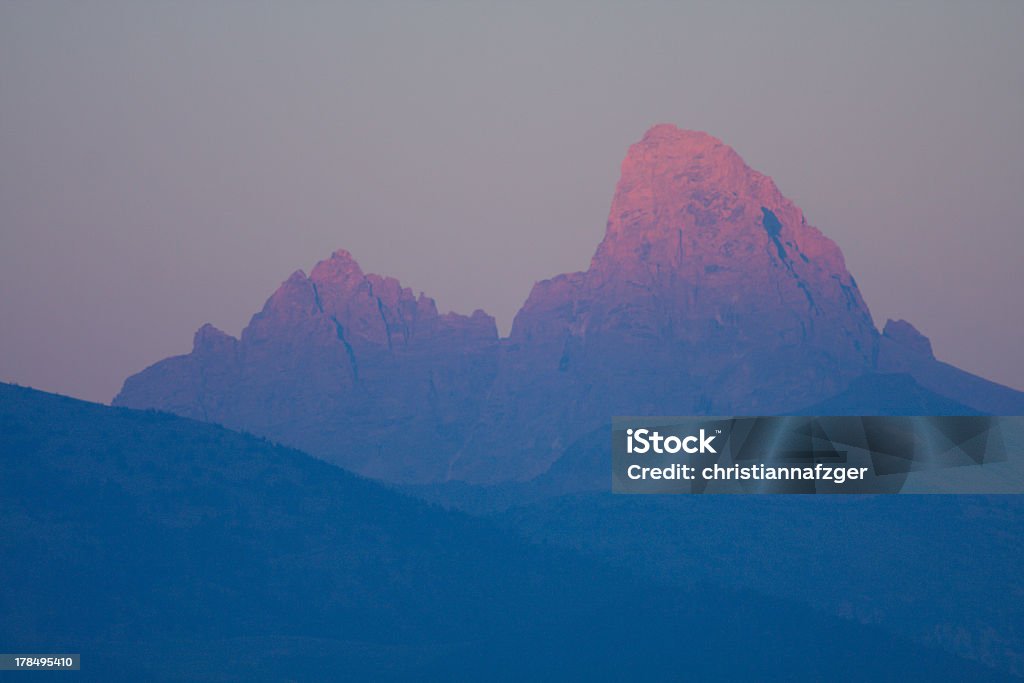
<box><xmin>2</xmin><ymin>2</ymin><xmax>1023</xmax><ymax>402</ymax></box>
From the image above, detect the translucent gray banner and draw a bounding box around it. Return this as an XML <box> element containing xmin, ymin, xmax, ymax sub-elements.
<box><xmin>612</xmin><ymin>416</ymin><xmax>1024</xmax><ymax>494</ymax></box>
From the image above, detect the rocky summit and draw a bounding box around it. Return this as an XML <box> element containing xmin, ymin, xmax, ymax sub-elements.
<box><xmin>114</xmin><ymin>125</ymin><xmax>1024</xmax><ymax>484</ymax></box>
<box><xmin>116</xmin><ymin>249</ymin><xmax>500</xmax><ymax>483</ymax></box>
<box><xmin>452</xmin><ymin>126</ymin><xmax>879</xmax><ymax>481</ymax></box>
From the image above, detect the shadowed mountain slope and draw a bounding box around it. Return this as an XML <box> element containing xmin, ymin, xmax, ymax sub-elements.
<box><xmin>1</xmin><ymin>382</ymin><xmax>1014</xmax><ymax>681</ymax></box>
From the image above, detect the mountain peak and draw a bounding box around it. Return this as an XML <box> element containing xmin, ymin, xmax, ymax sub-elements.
<box><xmin>310</xmin><ymin>248</ymin><xmax>365</xmax><ymax>286</ymax></box>
<box><xmin>639</xmin><ymin>123</ymin><xmax>723</xmax><ymax>147</ymax></box>
<box><xmin>498</xmin><ymin>125</ymin><xmax>879</xmax><ymax>476</ymax></box>
<box><xmin>624</xmin><ymin>124</ymin><xmax>744</xmax><ymax>177</ymax></box>
<box><xmin>193</xmin><ymin>323</ymin><xmax>234</xmax><ymax>345</ymax></box>
<box><xmin>590</xmin><ymin>124</ymin><xmax>841</xmax><ymax>282</ymax></box>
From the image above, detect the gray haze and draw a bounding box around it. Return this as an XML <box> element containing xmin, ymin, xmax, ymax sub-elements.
<box><xmin>2</xmin><ymin>1</ymin><xmax>1022</xmax><ymax>402</ymax></box>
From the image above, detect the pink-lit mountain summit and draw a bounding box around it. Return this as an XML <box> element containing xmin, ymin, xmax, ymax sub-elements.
<box><xmin>115</xmin><ymin>125</ymin><xmax>1024</xmax><ymax>484</ymax></box>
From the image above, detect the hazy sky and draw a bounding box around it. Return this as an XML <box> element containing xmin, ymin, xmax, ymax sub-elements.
<box><xmin>2</xmin><ymin>1</ymin><xmax>1023</xmax><ymax>402</ymax></box>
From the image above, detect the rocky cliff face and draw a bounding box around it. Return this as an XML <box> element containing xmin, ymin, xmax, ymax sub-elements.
<box><xmin>516</xmin><ymin>126</ymin><xmax>876</xmax><ymax>375</ymax></box>
<box><xmin>115</xmin><ymin>125</ymin><xmax>1021</xmax><ymax>484</ymax></box>
<box><xmin>449</xmin><ymin>126</ymin><xmax>878</xmax><ymax>481</ymax></box>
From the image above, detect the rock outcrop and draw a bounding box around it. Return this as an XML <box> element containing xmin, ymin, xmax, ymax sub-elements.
<box><xmin>878</xmin><ymin>318</ymin><xmax>1024</xmax><ymax>416</ymax></box>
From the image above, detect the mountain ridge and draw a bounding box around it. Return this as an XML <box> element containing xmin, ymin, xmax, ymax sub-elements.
<box><xmin>114</xmin><ymin>124</ymin><xmax>1024</xmax><ymax>484</ymax></box>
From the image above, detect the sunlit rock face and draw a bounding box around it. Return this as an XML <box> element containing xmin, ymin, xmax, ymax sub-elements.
<box><xmin>451</xmin><ymin>125</ymin><xmax>878</xmax><ymax>481</ymax></box>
